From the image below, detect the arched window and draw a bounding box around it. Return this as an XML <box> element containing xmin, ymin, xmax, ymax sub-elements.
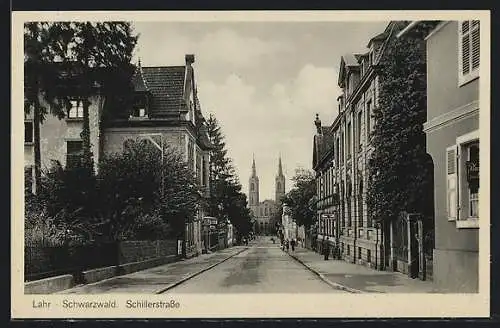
<box><xmin>277</xmin><ymin>182</ymin><xmax>281</xmax><ymax>190</ymax></box>
<box><xmin>251</xmin><ymin>183</ymin><xmax>255</xmax><ymax>191</ymax></box>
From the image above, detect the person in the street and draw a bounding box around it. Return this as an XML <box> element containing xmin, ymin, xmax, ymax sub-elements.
<box><xmin>290</xmin><ymin>239</ymin><xmax>296</xmax><ymax>252</ymax></box>
<box><xmin>285</xmin><ymin>239</ymin><xmax>290</xmax><ymax>252</ymax></box>
<box><xmin>323</xmin><ymin>237</ymin><xmax>330</xmax><ymax>260</ymax></box>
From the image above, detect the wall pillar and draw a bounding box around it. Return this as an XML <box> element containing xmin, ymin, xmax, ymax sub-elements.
<box><xmin>389</xmin><ymin>220</ymin><xmax>396</xmax><ymax>271</ymax></box>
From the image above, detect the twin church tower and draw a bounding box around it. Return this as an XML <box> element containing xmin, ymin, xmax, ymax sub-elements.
<box><xmin>248</xmin><ymin>155</ymin><xmax>286</xmax><ymax>210</ymax></box>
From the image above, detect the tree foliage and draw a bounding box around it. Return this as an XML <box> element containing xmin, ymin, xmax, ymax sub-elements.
<box><xmin>60</xmin><ymin>22</ymin><xmax>138</xmax><ymax>173</ymax></box>
<box><xmin>282</xmin><ymin>168</ymin><xmax>316</xmax><ymax>229</ymax></box>
<box><xmin>24</xmin><ymin>22</ymin><xmax>138</xmax><ymax>192</ymax></box>
<box><xmin>366</xmin><ymin>22</ymin><xmax>436</xmax><ymax>225</ymax></box>
<box><xmin>206</xmin><ymin>113</ymin><xmax>252</xmax><ymax>237</ymax></box>
<box><xmin>30</xmin><ymin>140</ymin><xmax>200</xmax><ymax>242</ymax></box>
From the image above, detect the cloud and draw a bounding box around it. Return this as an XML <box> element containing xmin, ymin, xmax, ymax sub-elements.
<box><xmin>134</xmin><ymin>26</ymin><xmax>290</xmax><ymax>70</ymax></box>
<box><xmin>198</xmin><ymin>64</ymin><xmax>341</xmax><ymax>200</ymax></box>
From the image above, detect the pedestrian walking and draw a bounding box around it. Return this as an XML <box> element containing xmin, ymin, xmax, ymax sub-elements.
<box><xmin>285</xmin><ymin>239</ymin><xmax>290</xmax><ymax>252</ymax></box>
<box><xmin>323</xmin><ymin>237</ymin><xmax>330</xmax><ymax>260</ymax></box>
<box><xmin>290</xmin><ymin>239</ymin><xmax>296</xmax><ymax>252</ymax></box>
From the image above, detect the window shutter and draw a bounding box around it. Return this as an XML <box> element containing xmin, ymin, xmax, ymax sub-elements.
<box><xmin>460</xmin><ymin>21</ymin><xmax>471</xmax><ymax>76</ymax></box>
<box><xmin>471</xmin><ymin>20</ymin><xmax>480</xmax><ymax>70</ymax></box>
<box><xmin>446</xmin><ymin>145</ymin><xmax>458</xmax><ymax>220</ymax></box>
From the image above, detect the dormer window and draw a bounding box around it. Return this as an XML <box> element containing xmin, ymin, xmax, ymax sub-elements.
<box><xmin>130</xmin><ymin>94</ymin><xmax>149</xmax><ymax>119</ymax></box>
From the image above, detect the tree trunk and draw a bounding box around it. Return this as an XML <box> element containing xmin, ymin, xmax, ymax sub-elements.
<box><xmin>33</xmin><ymin>95</ymin><xmax>41</xmax><ymax>195</ymax></box>
<box><xmin>81</xmin><ymin>95</ymin><xmax>94</xmax><ymax>174</ymax></box>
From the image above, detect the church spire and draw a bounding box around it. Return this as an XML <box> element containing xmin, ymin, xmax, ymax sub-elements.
<box><xmin>278</xmin><ymin>154</ymin><xmax>283</xmax><ymax>176</ymax></box>
<box><xmin>252</xmin><ymin>154</ymin><xmax>256</xmax><ymax>177</ymax></box>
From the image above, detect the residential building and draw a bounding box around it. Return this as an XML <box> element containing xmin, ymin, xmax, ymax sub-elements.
<box><xmin>400</xmin><ymin>20</ymin><xmax>480</xmax><ymax>292</ymax></box>
<box><xmin>312</xmin><ymin>21</ymin><xmax>414</xmax><ymax>270</ymax></box>
<box><xmin>25</xmin><ymin>54</ymin><xmax>213</xmax><ymax>259</ymax></box>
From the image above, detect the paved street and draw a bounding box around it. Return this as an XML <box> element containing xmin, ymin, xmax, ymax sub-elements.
<box><xmin>168</xmin><ymin>238</ymin><xmax>343</xmax><ymax>293</ymax></box>
<box><xmin>57</xmin><ymin>237</ymin><xmax>344</xmax><ymax>294</ymax></box>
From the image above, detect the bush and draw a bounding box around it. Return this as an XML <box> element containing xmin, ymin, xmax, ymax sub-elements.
<box><xmin>26</xmin><ymin>138</ymin><xmax>201</xmax><ymax>243</ymax></box>
<box><xmin>24</xmin><ymin>193</ymin><xmax>86</xmax><ymax>246</ymax></box>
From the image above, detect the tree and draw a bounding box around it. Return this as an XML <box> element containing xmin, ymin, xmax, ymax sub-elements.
<box><xmin>270</xmin><ymin>205</ymin><xmax>283</xmax><ymax>235</ymax></box>
<box><xmin>206</xmin><ymin>113</ymin><xmax>252</xmax><ymax>238</ymax></box>
<box><xmin>282</xmin><ymin>168</ymin><xmax>316</xmax><ymax>229</ymax></box>
<box><xmin>60</xmin><ymin>22</ymin><xmax>138</xmax><ymax>173</ymax></box>
<box><xmin>24</xmin><ymin>22</ymin><xmax>73</xmax><ymax>194</ymax></box>
<box><xmin>98</xmin><ymin>140</ymin><xmax>200</xmax><ymax>240</ymax></box>
<box><xmin>24</xmin><ymin>22</ymin><xmax>138</xmax><ymax>192</ymax></box>
<box><xmin>366</xmin><ymin>22</ymin><xmax>436</xmax><ymax>228</ymax></box>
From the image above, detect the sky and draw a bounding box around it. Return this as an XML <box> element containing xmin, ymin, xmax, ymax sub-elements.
<box><xmin>132</xmin><ymin>21</ymin><xmax>389</xmax><ymax>201</ymax></box>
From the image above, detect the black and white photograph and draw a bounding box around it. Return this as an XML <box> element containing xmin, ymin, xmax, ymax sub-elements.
<box><xmin>12</xmin><ymin>10</ymin><xmax>490</xmax><ymax>318</ymax></box>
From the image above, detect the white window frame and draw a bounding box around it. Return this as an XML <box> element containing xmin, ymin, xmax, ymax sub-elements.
<box><xmin>458</xmin><ymin>20</ymin><xmax>480</xmax><ymax>87</ymax></box>
<box><xmin>455</xmin><ymin>130</ymin><xmax>479</xmax><ymax>228</ymax></box>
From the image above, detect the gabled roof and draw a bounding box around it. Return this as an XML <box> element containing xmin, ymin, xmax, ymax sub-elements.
<box><xmin>139</xmin><ymin>66</ymin><xmax>187</xmax><ymax>117</ymax></box>
<box><xmin>131</xmin><ymin>65</ymin><xmax>149</xmax><ymax>92</ymax></box>
<box><xmin>367</xmin><ymin>31</ymin><xmax>389</xmax><ymax>48</ymax></box>
<box><xmin>342</xmin><ymin>53</ymin><xmax>361</xmax><ymax>67</ymax></box>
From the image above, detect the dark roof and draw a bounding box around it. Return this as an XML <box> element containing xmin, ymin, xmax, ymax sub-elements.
<box><xmin>139</xmin><ymin>66</ymin><xmax>187</xmax><ymax>117</ymax></box>
<box><xmin>131</xmin><ymin>66</ymin><xmax>149</xmax><ymax>92</ymax></box>
<box><xmin>313</xmin><ymin>127</ymin><xmax>335</xmax><ymax>170</ymax></box>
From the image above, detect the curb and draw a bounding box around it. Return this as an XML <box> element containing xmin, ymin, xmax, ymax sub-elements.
<box><xmin>154</xmin><ymin>247</ymin><xmax>249</xmax><ymax>294</ymax></box>
<box><xmin>287</xmin><ymin>252</ymin><xmax>364</xmax><ymax>294</ymax></box>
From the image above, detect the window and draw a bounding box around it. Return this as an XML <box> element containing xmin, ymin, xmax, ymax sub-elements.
<box><xmin>251</xmin><ymin>183</ymin><xmax>254</xmax><ymax>191</ymax></box>
<box><xmin>347</xmin><ymin>199</ymin><xmax>352</xmax><ymax>227</ymax></box>
<box><xmin>358</xmin><ymin>195</ymin><xmax>364</xmax><ymax>228</ymax></box>
<box><xmin>458</xmin><ymin>20</ymin><xmax>480</xmax><ymax>85</ymax></box>
<box><xmin>358</xmin><ymin>247</ymin><xmax>362</xmax><ymax>260</ymax></box>
<box><xmin>336</xmin><ymin>138</ymin><xmax>340</xmax><ymax>167</ymax></box>
<box><xmin>367</xmin><ymin>249</ymin><xmax>371</xmax><ymax>263</ymax></box>
<box><xmin>25</xmin><ymin>121</ymin><xmax>33</xmax><ymax>143</ymax></box>
<box><xmin>202</xmin><ymin>156</ymin><xmax>208</xmax><ymax>187</ymax></box>
<box><xmin>347</xmin><ymin>122</ymin><xmax>352</xmax><ymax>158</ymax></box>
<box><xmin>446</xmin><ymin>130</ymin><xmax>479</xmax><ymax>228</ymax></box>
<box><xmin>357</xmin><ymin>110</ymin><xmax>363</xmax><ymax>152</ymax></box>
<box><xmin>467</xmin><ymin>144</ymin><xmax>479</xmax><ymax>218</ymax></box>
<box><xmin>196</xmin><ymin>153</ymin><xmax>202</xmax><ymax>184</ymax></box>
<box><xmin>366</xmin><ymin>100</ymin><xmax>372</xmax><ymax>137</ymax></box>
<box><xmin>68</xmin><ymin>99</ymin><xmax>84</xmax><ymax>119</ymax></box>
<box><xmin>66</xmin><ymin>140</ymin><xmax>83</xmax><ymax>169</ymax></box>
<box><xmin>340</xmin><ymin>132</ymin><xmax>344</xmax><ymax>163</ymax></box>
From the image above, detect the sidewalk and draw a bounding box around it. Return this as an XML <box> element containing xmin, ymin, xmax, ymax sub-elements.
<box><xmin>288</xmin><ymin>247</ymin><xmax>438</xmax><ymax>293</ymax></box>
<box><xmin>56</xmin><ymin>246</ymin><xmax>247</xmax><ymax>294</ymax></box>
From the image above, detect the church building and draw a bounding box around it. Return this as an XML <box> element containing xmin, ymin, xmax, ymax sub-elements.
<box><xmin>248</xmin><ymin>155</ymin><xmax>286</xmax><ymax>235</ymax></box>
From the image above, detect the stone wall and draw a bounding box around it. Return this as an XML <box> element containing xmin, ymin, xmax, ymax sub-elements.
<box><xmin>118</xmin><ymin>240</ymin><xmax>177</xmax><ymax>264</ymax></box>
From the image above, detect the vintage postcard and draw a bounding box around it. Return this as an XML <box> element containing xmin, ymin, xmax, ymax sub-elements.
<box><xmin>12</xmin><ymin>10</ymin><xmax>490</xmax><ymax>319</ymax></box>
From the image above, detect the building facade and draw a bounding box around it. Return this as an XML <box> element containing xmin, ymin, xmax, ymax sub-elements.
<box><xmin>248</xmin><ymin>156</ymin><xmax>285</xmax><ymax>235</ymax></box>
<box><xmin>25</xmin><ymin>54</ymin><xmax>213</xmax><ymax>259</ymax></box>
<box><xmin>402</xmin><ymin>20</ymin><xmax>480</xmax><ymax>292</ymax></box>
<box><xmin>313</xmin><ymin>22</ymin><xmax>417</xmax><ymax>270</ymax></box>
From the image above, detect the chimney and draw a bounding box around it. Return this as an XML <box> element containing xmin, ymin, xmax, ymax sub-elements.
<box><xmin>185</xmin><ymin>54</ymin><xmax>195</xmax><ymax>65</ymax></box>
<box><xmin>314</xmin><ymin>113</ymin><xmax>322</xmax><ymax>135</ymax></box>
